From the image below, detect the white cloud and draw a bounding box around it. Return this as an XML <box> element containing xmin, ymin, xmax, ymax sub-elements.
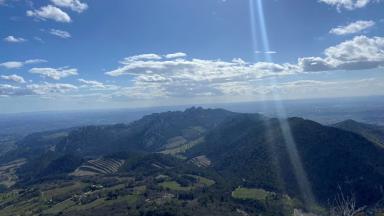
<box><xmin>0</xmin><ymin>84</ymin><xmax>37</xmax><ymax>96</ymax></box>
<box><xmin>212</xmin><ymin>78</ymin><xmax>382</xmax><ymax>99</ymax></box>
<box><xmin>49</xmin><ymin>29</ymin><xmax>71</xmax><ymax>38</ymax></box>
<box><xmin>27</xmin><ymin>82</ymin><xmax>78</xmax><ymax>94</ymax></box>
<box><xmin>104</xmin><ymin>36</ymin><xmax>384</xmax><ymax>100</ymax></box>
<box><xmin>0</xmin><ymin>82</ymin><xmax>78</xmax><ymax>97</ymax></box>
<box><xmin>106</xmin><ymin>56</ymin><xmax>295</xmax><ymax>81</ymax></box>
<box><xmin>319</xmin><ymin>0</ymin><xmax>373</xmax><ymax>10</ymax></box>
<box><xmin>0</xmin><ymin>61</ymin><xmax>23</xmax><ymax>69</ymax></box>
<box><xmin>0</xmin><ymin>59</ymin><xmax>46</xmax><ymax>69</ymax></box>
<box><xmin>25</xmin><ymin>59</ymin><xmax>47</xmax><ymax>64</ymax></box>
<box><xmin>121</xmin><ymin>54</ymin><xmax>163</xmax><ymax>63</ymax></box>
<box><xmin>78</xmin><ymin>79</ymin><xmax>118</xmax><ymax>90</ymax></box>
<box><xmin>299</xmin><ymin>35</ymin><xmax>384</xmax><ymax>72</ymax></box>
<box><xmin>165</xmin><ymin>52</ymin><xmax>187</xmax><ymax>59</ymax></box>
<box><xmin>51</xmin><ymin>0</ymin><xmax>88</xmax><ymax>13</ymax></box>
<box><xmin>1</xmin><ymin>74</ymin><xmax>26</xmax><ymax>83</ymax></box>
<box><xmin>105</xmin><ymin>53</ymin><xmax>297</xmax><ymax>99</ymax></box>
<box><xmin>27</xmin><ymin>5</ymin><xmax>71</xmax><ymax>23</ymax></box>
<box><xmin>29</xmin><ymin>67</ymin><xmax>78</xmax><ymax>80</ymax></box>
<box><xmin>330</xmin><ymin>20</ymin><xmax>375</xmax><ymax>35</ymax></box>
<box><xmin>0</xmin><ymin>84</ymin><xmax>21</xmax><ymax>96</ymax></box>
<box><xmin>34</xmin><ymin>37</ymin><xmax>45</xmax><ymax>43</ymax></box>
<box><xmin>78</xmin><ymin>79</ymin><xmax>104</xmax><ymax>86</ymax></box>
<box><xmin>3</xmin><ymin>35</ymin><xmax>26</xmax><ymax>43</ymax></box>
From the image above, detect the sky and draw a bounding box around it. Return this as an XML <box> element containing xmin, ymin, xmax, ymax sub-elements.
<box><xmin>0</xmin><ymin>0</ymin><xmax>383</xmax><ymax>113</ymax></box>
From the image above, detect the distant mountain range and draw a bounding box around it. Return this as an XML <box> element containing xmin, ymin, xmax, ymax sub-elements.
<box><xmin>1</xmin><ymin>107</ymin><xmax>384</xmax><ymax>215</ymax></box>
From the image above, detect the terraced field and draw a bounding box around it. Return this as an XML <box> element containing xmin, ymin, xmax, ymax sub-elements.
<box><xmin>71</xmin><ymin>158</ymin><xmax>125</xmax><ymax>176</ymax></box>
<box><xmin>189</xmin><ymin>155</ymin><xmax>211</xmax><ymax>168</ymax></box>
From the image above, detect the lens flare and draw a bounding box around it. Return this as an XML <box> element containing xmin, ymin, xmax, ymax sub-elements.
<box><xmin>249</xmin><ymin>0</ymin><xmax>316</xmax><ymax>207</ymax></box>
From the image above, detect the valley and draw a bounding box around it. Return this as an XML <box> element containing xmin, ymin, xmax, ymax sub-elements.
<box><xmin>1</xmin><ymin>107</ymin><xmax>384</xmax><ymax>215</ymax></box>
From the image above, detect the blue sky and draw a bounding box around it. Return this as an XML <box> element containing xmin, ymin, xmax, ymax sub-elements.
<box><xmin>0</xmin><ymin>0</ymin><xmax>383</xmax><ymax>113</ymax></box>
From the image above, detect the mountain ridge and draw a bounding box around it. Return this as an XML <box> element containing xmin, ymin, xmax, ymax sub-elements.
<box><xmin>1</xmin><ymin>107</ymin><xmax>384</xmax><ymax>208</ymax></box>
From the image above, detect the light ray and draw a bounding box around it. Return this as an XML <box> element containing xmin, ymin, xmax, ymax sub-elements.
<box><xmin>250</xmin><ymin>0</ymin><xmax>316</xmax><ymax>207</ymax></box>
<box><xmin>249</xmin><ymin>0</ymin><xmax>259</xmax><ymax>62</ymax></box>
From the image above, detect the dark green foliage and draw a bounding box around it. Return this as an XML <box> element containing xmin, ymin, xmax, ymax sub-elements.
<box><xmin>16</xmin><ymin>152</ymin><xmax>82</xmax><ymax>184</ymax></box>
<box><xmin>38</xmin><ymin>154</ymin><xmax>83</xmax><ymax>177</ymax></box>
<box><xmin>0</xmin><ymin>184</ymin><xmax>7</xmax><ymax>193</ymax></box>
<box><xmin>51</xmin><ymin>107</ymin><xmax>236</xmax><ymax>156</ymax></box>
<box><xmin>188</xmin><ymin>115</ymin><xmax>384</xmax><ymax>205</ymax></box>
<box><xmin>333</xmin><ymin>119</ymin><xmax>384</xmax><ymax>147</ymax></box>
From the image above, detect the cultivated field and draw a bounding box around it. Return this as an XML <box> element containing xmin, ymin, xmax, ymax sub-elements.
<box><xmin>71</xmin><ymin>158</ymin><xmax>125</xmax><ymax>176</ymax></box>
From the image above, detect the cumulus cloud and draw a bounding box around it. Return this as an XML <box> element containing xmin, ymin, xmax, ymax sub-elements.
<box><xmin>104</xmin><ymin>36</ymin><xmax>384</xmax><ymax>100</ymax></box>
<box><xmin>0</xmin><ymin>59</ymin><xmax>47</xmax><ymax>69</ymax></box>
<box><xmin>1</xmin><ymin>74</ymin><xmax>26</xmax><ymax>83</ymax></box>
<box><xmin>0</xmin><ymin>82</ymin><xmax>78</xmax><ymax>97</ymax></box>
<box><xmin>106</xmin><ymin>55</ymin><xmax>295</xmax><ymax>80</ymax></box>
<box><xmin>0</xmin><ymin>61</ymin><xmax>23</xmax><ymax>69</ymax></box>
<box><xmin>27</xmin><ymin>5</ymin><xmax>71</xmax><ymax>23</ymax></box>
<box><xmin>77</xmin><ymin>79</ymin><xmax>118</xmax><ymax>90</ymax></box>
<box><xmin>0</xmin><ymin>84</ymin><xmax>22</xmax><ymax>96</ymax></box>
<box><xmin>49</xmin><ymin>29</ymin><xmax>71</xmax><ymax>38</ymax></box>
<box><xmin>3</xmin><ymin>35</ymin><xmax>26</xmax><ymax>43</ymax></box>
<box><xmin>319</xmin><ymin>0</ymin><xmax>373</xmax><ymax>10</ymax></box>
<box><xmin>299</xmin><ymin>35</ymin><xmax>384</xmax><ymax>72</ymax></box>
<box><xmin>29</xmin><ymin>67</ymin><xmax>78</xmax><ymax>80</ymax></box>
<box><xmin>51</xmin><ymin>0</ymin><xmax>88</xmax><ymax>13</ymax></box>
<box><xmin>105</xmin><ymin>53</ymin><xmax>298</xmax><ymax>99</ymax></box>
<box><xmin>330</xmin><ymin>20</ymin><xmax>375</xmax><ymax>35</ymax></box>
<box><xmin>165</xmin><ymin>52</ymin><xmax>187</xmax><ymax>59</ymax></box>
<box><xmin>122</xmin><ymin>54</ymin><xmax>162</xmax><ymax>63</ymax></box>
<box><xmin>27</xmin><ymin>82</ymin><xmax>78</xmax><ymax>94</ymax></box>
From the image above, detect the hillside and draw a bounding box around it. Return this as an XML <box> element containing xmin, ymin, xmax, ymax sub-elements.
<box><xmin>187</xmin><ymin>115</ymin><xmax>384</xmax><ymax>205</ymax></box>
<box><xmin>1</xmin><ymin>108</ymin><xmax>384</xmax><ymax>215</ymax></box>
<box><xmin>53</xmin><ymin>107</ymin><xmax>237</xmax><ymax>156</ymax></box>
<box><xmin>333</xmin><ymin>119</ymin><xmax>384</xmax><ymax>148</ymax></box>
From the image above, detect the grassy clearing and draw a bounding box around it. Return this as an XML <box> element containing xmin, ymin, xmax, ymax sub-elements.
<box><xmin>196</xmin><ymin>176</ymin><xmax>215</xmax><ymax>187</ymax></box>
<box><xmin>159</xmin><ymin>174</ymin><xmax>215</xmax><ymax>191</ymax></box>
<box><xmin>133</xmin><ymin>185</ymin><xmax>146</xmax><ymax>195</ymax></box>
<box><xmin>41</xmin><ymin>182</ymin><xmax>86</xmax><ymax>200</ymax></box>
<box><xmin>67</xmin><ymin>195</ymin><xmax>139</xmax><ymax>212</ymax></box>
<box><xmin>159</xmin><ymin>181</ymin><xmax>192</xmax><ymax>191</ymax></box>
<box><xmin>231</xmin><ymin>187</ymin><xmax>271</xmax><ymax>201</ymax></box>
<box><xmin>187</xmin><ymin>174</ymin><xmax>215</xmax><ymax>187</ymax></box>
<box><xmin>69</xmin><ymin>198</ymin><xmax>106</xmax><ymax>211</ymax></box>
<box><xmin>0</xmin><ymin>198</ymin><xmax>41</xmax><ymax>216</ymax></box>
<box><xmin>166</xmin><ymin>136</ymin><xmax>187</xmax><ymax>149</ymax></box>
<box><xmin>160</xmin><ymin>137</ymin><xmax>204</xmax><ymax>155</ymax></box>
<box><xmin>43</xmin><ymin>199</ymin><xmax>76</xmax><ymax>214</ymax></box>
